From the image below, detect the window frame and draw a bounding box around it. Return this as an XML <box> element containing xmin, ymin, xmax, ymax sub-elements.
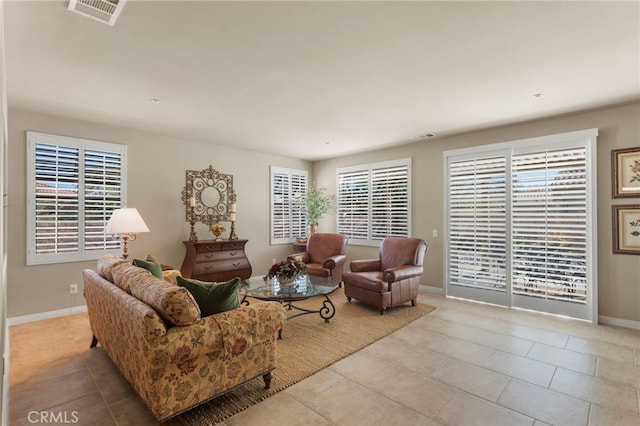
<box><xmin>26</xmin><ymin>131</ymin><xmax>127</xmax><ymax>265</ymax></box>
<box><xmin>269</xmin><ymin>166</ymin><xmax>308</xmax><ymax>245</ymax></box>
<box><xmin>337</xmin><ymin>158</ymin><xmax>412</xmax><ymax>246</ymax></box>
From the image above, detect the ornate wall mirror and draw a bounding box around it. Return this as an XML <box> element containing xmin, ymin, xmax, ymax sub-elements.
<box><xmin>181</xmin><ymin>165</ymin><xmax>236</xmax><ymax>231</ymax></box>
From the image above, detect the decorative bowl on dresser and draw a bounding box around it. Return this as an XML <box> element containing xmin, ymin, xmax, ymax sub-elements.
<box><xmin>181</xmin><ymin>239</ymin><xmax>252</xmax><ymax>282</ymax></box>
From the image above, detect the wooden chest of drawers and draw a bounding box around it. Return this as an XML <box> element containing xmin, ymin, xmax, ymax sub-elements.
<box><xmin>181</xmin><ymin>239</ymin><xmax>252</xmax><ymax>282</ymax></box>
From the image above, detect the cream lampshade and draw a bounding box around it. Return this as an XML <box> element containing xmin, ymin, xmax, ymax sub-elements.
<box><xmin>105</xmin><ymin>208</ymin><xmax>150</xmax><ymax>259</ymax></box>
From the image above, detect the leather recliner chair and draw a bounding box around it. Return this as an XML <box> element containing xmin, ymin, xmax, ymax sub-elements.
<box><xmin>343</xmin><ymin>237</ymin><xmax>428</xmax><ymax>314</ymax></box>
<box><xmin>288</xmin><ymin>233</ymin><xmax>347</xmax><ymax>285</ymax></box>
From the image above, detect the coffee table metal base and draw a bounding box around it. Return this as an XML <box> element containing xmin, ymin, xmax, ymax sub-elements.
<box><xmin>276</xmin><ymin>294</ymin><xmax>335</xmax><ymax>338</ymax></box>
<box><xmin>284</xmin><ymin>294</ymin><xmax>336</xmax><ymax>322</ymax></box>
<box><xmin>242</xmin><ymin>275</ymin><xmax>339</xmax><ymax>338</ymax></box>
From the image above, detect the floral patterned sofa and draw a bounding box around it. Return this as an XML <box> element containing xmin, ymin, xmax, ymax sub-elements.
<box><xmin>83</xmin><ymin>255</ymin><xmax>286</xmax><ymax>423</ymax></box>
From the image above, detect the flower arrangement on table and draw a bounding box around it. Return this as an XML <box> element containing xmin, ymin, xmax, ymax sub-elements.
<box><xmin>263</xmin><ymin>259</ymin><xmax>307</xmax><ymax>286</ymax></box>
<box><xmin>209</xmin><ymin>223</ymin><xmax>225</xmax><ymax>240</ymax></box>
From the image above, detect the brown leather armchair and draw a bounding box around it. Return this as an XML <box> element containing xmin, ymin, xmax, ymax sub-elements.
<box><xmin>342</xmin><ymin>237</ymin><xmax>428</xmax><ymax>314</ymax></box>
<box><xmin>288</xmin><ymin>233</ymin><xmax>347</xmax><ymax>285</ymax></box>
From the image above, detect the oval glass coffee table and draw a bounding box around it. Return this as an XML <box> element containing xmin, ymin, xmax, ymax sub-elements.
<box><xmin>241</xmin><ymin>274</ymin><xmax>339</xmax><ymax>337</ymax></box>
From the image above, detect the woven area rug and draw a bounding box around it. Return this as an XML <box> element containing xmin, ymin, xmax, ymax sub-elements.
<box><xmin>179</xmin><ymin>294</ymin><xmax>436</xmax><ymax>425</ymax></box>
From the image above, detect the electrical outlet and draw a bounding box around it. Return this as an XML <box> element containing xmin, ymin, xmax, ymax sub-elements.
<box><xmin>69</xmin><ymin>284</ymin><xmax>78</xmax><ymax>294</ymax></box>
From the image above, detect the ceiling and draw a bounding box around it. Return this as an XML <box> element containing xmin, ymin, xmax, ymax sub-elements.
<box><xmin>4</xmin><ymin>1</ymin><xmax>639</xmax><ymax>161</ymax></box>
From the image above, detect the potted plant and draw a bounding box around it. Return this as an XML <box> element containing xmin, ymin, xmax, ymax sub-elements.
<box><xmin>303</xmin><ymin>182</ymin><xmax>335</xmax><ymax>234</ymax></box>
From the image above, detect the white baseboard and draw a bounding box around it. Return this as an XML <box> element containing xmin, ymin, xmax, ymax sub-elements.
<box><xmin>8</xmin><ymin>305</ymin><xmax>87</xmax><ymax>326</ymax></box>
<box><xmin>420</xmin><ymin>285</ymin><xmax>444</xmax><ymax>294</ymax></box>
<box><xmin>598</xmin><ymin>315</ymin><xmax>640</xmax><ymax>331</ymax></box>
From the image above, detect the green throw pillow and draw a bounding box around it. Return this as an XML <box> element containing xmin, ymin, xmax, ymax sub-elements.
<box><xmin>133</xmin><ymin>258</ymin><xmax>163</xmax><ymax>279</ymax></box>
<box><xmin>176</xmin><ymin>276</ymin><xmax>241</xmax><ymax>316</ymax></box>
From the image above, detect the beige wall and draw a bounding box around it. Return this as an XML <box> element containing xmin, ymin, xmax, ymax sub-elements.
<box><xmin>1</xmin><ymin>2</ymin><xmax>8</xmax><ymax>421</ymax></box>
<box><xmin>314</xmin><ymin>102</ymin><xmax>640</xmax><ymax>324</ymax></box>
<box><xmin>6</xmin><ymin>103</ymin><xmax>640</xmax><ymax>324</ymax></box>
<box><xmin>7</xmin><ymin>108</ymin><xmax>311</xmax><ymax>318</ymax></box>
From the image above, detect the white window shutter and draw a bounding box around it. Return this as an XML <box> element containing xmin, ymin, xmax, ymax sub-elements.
<box><xmin>270</xmin><ymin>166</ymin><xmax>308</xmax><ymax>244</ymax></box>
<box><xmin>337</xmin><ymin>169</ymin><xmax>369</xmax><ymax>241</ymax></box>
<box><xmin>290</xmin><ymin>172</ymin><xmax>307</xmax><ymax>238</ymax></box>
<box><xmin>448</xmin><ymin>156</ymin><xmax>507</xmax><ymax>290</ymax></box>
<box><xmin>84</xmin><ymin>148</ymin><xmax>123</xmax><ymax>251</ymax></box>
<box><xmin>33</xmin><ymin>143</ymin><xmax>81</xmax><ymax>256</ymax></box>
<box><xmin>337</xmin><ymin>158</ymin><xmax>411</xmax><ymax>245</ymax></box>
<box><xmin>445</xmin><ymin>128</ymin><xmax>597</xmax><ymax>321</ymax></box>
<box><xmin>371</xmin><ymin>163</ymin><xmax>410</xmax><ymax>240</ymax></box>
<box><xmin>27</xmin><ymin>132</ymin><xmax>126</xmax><ymax>265</ymax></box>
<box><xmin>512</xmin><ymin>148</ymin><xmax>588</xmax><ymax>303</ymax></box>
<box><xmin>271</xmin><ymin>170</ymin><xmax>289</xmax><ymax>241</ymax></box>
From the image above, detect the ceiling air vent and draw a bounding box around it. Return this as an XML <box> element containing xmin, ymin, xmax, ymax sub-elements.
<box><xmin>68</xmin><ymin>0</ymin><xmax>127</xmax><ymax>26</ymax></box>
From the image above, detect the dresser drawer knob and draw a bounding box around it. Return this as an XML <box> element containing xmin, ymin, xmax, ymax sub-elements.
<box><xmin>229</xmin><ymin>251</ymin><xmax>237</xmax><ymax>256</ymax></box>
<box><xmin>204</xmin><ymin>266</ymin><xmax>212</xmax><ymax>270</ymax></box>
<box><xmin>232</xmin><ymin>262</ymin><xmax>240</xmax><ymax>267</ymax></box>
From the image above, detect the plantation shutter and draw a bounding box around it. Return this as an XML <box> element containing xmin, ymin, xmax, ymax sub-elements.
<box><xmin>290</xmin><ymin>172</ymin><xmax>307</xmax><ymax>239</ymax></box>
<box><xmin>337</xmin><ymin>168</ymin><xmax>369</xmax><ymax>241</ymax></box>
<box><xmin>512</xmin><ymin>147</ymin><xmax>588</xmax><ymax>303</ymax></box>
<box><xmin>271</xmin><ymin>170</ymin><xmax>288</xmax><ymax>242</ymax></box>
<box><xmin>33</xmin><ymin>143</ymin><xmax>80</xmax><ymax>256</ymax></box>
<box><xmin>270</xmin><ymin>166</ymin><xmax>308</xmax><ymax>244</ymax></box>
<box><xmin>371</xmin><ymin>163</ymin><xmax>409</xmax><ymax>239</ymax></box>
<box><xmin>27</xmin><ymin>132</ymin><xmax>126</xmax><ymax>265</ymax></box>
<box><xmin>337</xmin><ymin>158</ymin><xmax>411</xmax><ymax>244</ymax></box>
<box><xmin>445</xmin><ymin>128</ymin><xmax>596</xmax><ymax>321</ymax></box>
<box><xmin>84</xmin><ymin>147</ymin><xmax>123</xmax><ymax>251</ymax></box>
<box><xmin>448</xmin><ymin>156</ymin><xmax>507</xmax><ymax>291</ymax></box>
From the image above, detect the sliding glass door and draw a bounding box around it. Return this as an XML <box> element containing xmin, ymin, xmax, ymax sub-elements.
<box><xmin>444</xmin><ymin>129</ymin><xmax>598</xmax><ymax>321</ymax></box>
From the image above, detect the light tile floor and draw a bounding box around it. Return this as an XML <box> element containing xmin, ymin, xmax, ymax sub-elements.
<box><xmin>9</xmin><ymin>290</ymin><xmax>640</xmax><ymax>425</ymax></box>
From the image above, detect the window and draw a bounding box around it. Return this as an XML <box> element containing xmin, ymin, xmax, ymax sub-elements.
<box><xmin>337</xmin><ymin>158</ymin><xmax>411</xmax><ymax>245</ymax></box>
<box><xmin>270</xmin><ymin>166</ymin><xmax>308</xmax><ymax>244</ymax></box>
<box><xmin>444</xmin><ymin>129</ymin><xmax>597</xmax><ymax>321</ymax></box>
<box><xmin>27</xmin><ymin>132</ymin><xmax>126</xmax><ymax>265</ymax></box>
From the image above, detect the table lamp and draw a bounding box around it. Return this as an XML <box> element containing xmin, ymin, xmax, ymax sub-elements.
<box><xmin>105</xmin><ymin>207</ymin><xmax>150</xmax><ymax>259</ymax></box>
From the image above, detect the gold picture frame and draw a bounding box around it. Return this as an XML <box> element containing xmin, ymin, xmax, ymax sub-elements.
<box><xmin>612</xmin><ymin>204</ymin><xmax>640</xmax><ymax>255</ymax></box>
<box><xmin>611</xmin><ymin>147</ymin><xmax>640</xmax><ymax>198</ymax></box>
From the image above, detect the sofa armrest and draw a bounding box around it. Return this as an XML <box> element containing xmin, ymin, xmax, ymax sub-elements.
<box><xmin>141</xmin><ymin>301</ymin><xmax>287</xmax><ymax>421</ymax></box>
<box><xmin>323</xmin><ymin>254</ymin><xmax>346</xmax><ymax>270</ymax></box>
<box><xmin>157</xmin><ymin>301</ymin><xmax>287</xmax><ymax>363</ymax></box>
<box><xmin>383</xmin><ymin>265</ymin><xmax>423</xmax><ymax>283</ymax></box>
<box><xmin>83</xmin><ymin>269</ymin><xmax>168</xmax><ymax>345</ymax></box>
<box><xmin>350</xmin><ymin>259</ymin><xmax>380</xmax><ymax>272</ymax></box>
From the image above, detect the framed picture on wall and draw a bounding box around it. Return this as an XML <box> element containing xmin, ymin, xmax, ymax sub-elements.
<box><xmin>612</xmin><ymin>147</ymin><xmax>640</xmax><ymax>198</ymax></box>
<box><xmin>612</xmin><ymin>204</ymin><xmax>640</xmax><ymax>255</ymax></box>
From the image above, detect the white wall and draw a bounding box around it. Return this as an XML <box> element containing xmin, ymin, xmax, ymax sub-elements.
<box><xmin>6</xmin><ymin>108</ymin><xmax>311</xmax><ymax>318</ymax></box>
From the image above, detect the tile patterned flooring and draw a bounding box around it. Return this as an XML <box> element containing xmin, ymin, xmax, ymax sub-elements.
<box><xmin>9</xmin><ymin>290</ymin><xmax>640</xmax><ymax>425</ymax></box>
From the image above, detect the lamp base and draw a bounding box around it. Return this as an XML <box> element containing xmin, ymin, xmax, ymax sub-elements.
<box><xmin>120</xmin><ymin>234</ymin><xmax>137</xmax><ymax>260</ymax></box>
